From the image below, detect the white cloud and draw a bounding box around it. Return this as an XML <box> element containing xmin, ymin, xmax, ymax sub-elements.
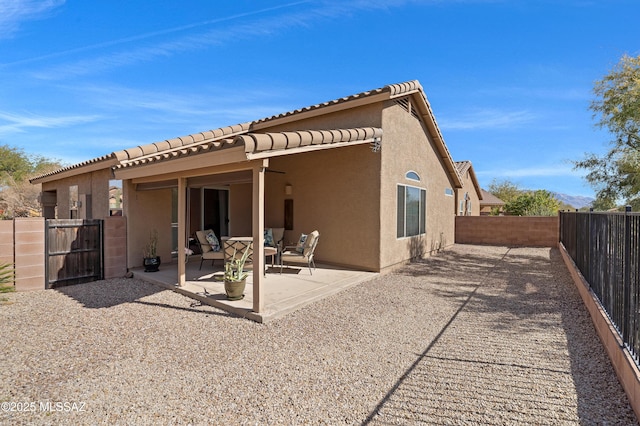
<box><xmin>440</xmin><ymin>109</ymin><xmax>536</xmax><ymax>130</ymax></box>
<box><xmin>24</xmin><ymin>0</ymin><xmax>469</xmax><ymax>79</ymax></box>
<box><xmin>0</xmin><ymin>0</ymin><xmax>64</xmax><ymax>39</ymax></box>
<box><xmin>0</xmin><ymin>110</ymin><xmax>101</xmax><ymax>135</ymax></box>
<box><xmin>67</xmin><ymin>83</ymin><xmax>293</xmax><ymax>125</ymax></box>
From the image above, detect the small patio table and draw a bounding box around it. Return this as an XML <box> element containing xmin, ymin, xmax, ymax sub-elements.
<box><xmin>264</xmin><ymin>246</ymin><xmax>278</xmax><ymax>275</ymax></box>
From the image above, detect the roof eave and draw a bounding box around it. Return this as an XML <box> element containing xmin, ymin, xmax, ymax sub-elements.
<box><xmin>29</xmin><ymin>156</ymin><xmax>118</xmax><ymax>184</ymax></box>
<box><xmin>409</xmin><ymin>91</ymin><xmax>463</xmax><ymax>188</ymax></box>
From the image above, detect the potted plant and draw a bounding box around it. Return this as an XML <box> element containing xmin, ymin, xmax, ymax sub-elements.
<box><xmin>143</xmin><ymin>229</ymin><xmax>161</xmax><ymax>272</ymax></box>
<box><xmin>223</xmin><ymin>244</ymin><xmax>251</xmax><ymax>300</ymax></box>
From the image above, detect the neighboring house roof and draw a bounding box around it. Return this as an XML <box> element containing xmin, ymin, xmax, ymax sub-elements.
<box><xmin>454</xmin><ymin>160</ymin><xmax>483</xmax><ymax>200</ymax></box>
<box><xmin>480</xmin><ymin>189</ymin><xmax>505</xmax><ymax>206</ymax></box>
<box><xmin>31</xmin><ymin>80</ymin><xmax>462</xmax><ymax>187</ymax></box>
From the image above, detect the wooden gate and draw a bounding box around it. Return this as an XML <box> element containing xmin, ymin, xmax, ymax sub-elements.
<box><xmin>45</xmin><ymin>219</ymin><xmax>103</xmax><ymax>289</ymax></box>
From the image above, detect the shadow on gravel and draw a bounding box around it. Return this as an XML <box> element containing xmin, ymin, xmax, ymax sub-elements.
<box><xmin>362</xmin><ymin>246</ymin><xmax>638</xmax><ymax>425</ymax></box>
<box><xmin>56</xmin><ymin>278</ymin><xmax>166</xmax><ymax>309</ymax></box>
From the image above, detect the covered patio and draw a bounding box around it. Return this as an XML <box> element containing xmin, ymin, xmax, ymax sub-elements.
<box><xmin>132</xmin><ymin>258</ymin><xmax>377</xmax><ymax>322</ymax></box>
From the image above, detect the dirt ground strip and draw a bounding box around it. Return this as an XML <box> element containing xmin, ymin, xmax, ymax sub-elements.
<box><xmin>1</xmin><ymin>245</ymin><xmax>637</xmax><ymax>425</ymax></box>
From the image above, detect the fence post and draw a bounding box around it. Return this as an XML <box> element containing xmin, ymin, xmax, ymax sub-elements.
<box><xmin>623</xmin><ymin>205</ymin><xmax>632</xmax><ymax>344</ymax></box>
<box><xmin>588</xmin><ymin>208</ymin><xmax>593</xmax><ymax>284</ymax></box>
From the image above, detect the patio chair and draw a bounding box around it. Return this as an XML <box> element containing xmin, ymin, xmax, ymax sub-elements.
<box><xmin>195</xmin><ymin>230</ymin><xmax>224</xmax><ymax>270</ymax></box>
<box><xmin>265</xmin><ymin>227</ymin><xmax>285</xmax><ymax>263</ymax></box>
<box><xmin>280</xmin><ymin>230</ymin><xmax>319</xmax><ymax>275</ymax></box>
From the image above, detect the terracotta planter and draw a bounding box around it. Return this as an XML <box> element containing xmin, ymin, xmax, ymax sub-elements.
<box><xmin>143</xmin><ymin>256</ymin><xmax>161</xmax><ymax>272</ymax></box>
<box><xmin>224</xmin><ymin>278</ymin><xmax>246</xmax><ymax>300</ymax></box>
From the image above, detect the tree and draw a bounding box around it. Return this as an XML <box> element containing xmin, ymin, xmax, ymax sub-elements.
<box><xmin>487</xmin><ymin>179</ymin><xmax>522</xmax><ymax>204</ymax></box>
<box><xmin>591</xmin><ymin>194</ymin><xmax>618</xmax><ymax>211</ymax></box>
<box><xmin>504</xmin><ymin>190</ymin><xmax>560</xmax><ymax>216</ymax></box>
<box><xmin>0</xmin><ymin>145</ymin><xmax>62</xmax><ymax>219</ymax></box>
<box><xmin>487</xmin><ymin>179</ymin><xmax>561</xmax><ymax>216</ymax></box>
<box><xmin>574</xmin><ymin>54</ymin><xmax>640</xmax><ymax>208</ymax></box>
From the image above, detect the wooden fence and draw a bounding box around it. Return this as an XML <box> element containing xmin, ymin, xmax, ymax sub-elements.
<box><xmin>0</xmin><ymin>216</ymin><xmax>127</xmax><ymax>291</ymax></box>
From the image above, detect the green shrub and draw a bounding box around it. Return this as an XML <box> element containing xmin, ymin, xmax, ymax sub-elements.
<box><xmin>0</xmin><ymin>263</ymin><xmax>15</xmax><ymax>294</ymax></box>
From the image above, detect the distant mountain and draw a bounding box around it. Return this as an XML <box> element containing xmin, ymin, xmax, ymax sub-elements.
<box><xmin>552</xmin><ymin>192</ymin><xmax>594</xmax><ymax>209</ymax></box>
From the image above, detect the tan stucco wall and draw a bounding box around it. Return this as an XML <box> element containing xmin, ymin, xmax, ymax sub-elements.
<box><xmin>379</xmin><ymin>102</ymin><xmax>456</xmax><ymax>270</ymax></box>
<box><xmin>123</xmin><ymin>180</ymin><xmax>173</xmax><ymax>268</ymax></box>
<box><xmin>267</xmin><ymin>144</ymin><xmax>381</xmax><ymax>270</ymax></box>
<box><xmin>41</xmin><ymin>168</ymin><xmax>112</xmax><ymax>219</ymax></box>
<box><xmin>229</xmin><ymin>183</ymin><xmax>252</xmax><ymax>237</ymax></box>
<box><xmin>263</xmin><ymin>103</ymin><xmax>382</xmax><ymax>134</ymax></box>
<box><xmin>258</xmin><ymin>103</ymin><xmax>383</xmax><ymax>270</ymax></box>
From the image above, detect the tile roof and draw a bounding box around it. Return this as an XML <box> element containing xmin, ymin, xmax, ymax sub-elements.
<box><xmin>29</xmin><ymin>154</ymin><xmax>117</xmax><ymax>183</ymax></box>
<box><xmin>251</xmin><ymin>80</ymin><xmax>423</xmax><ymax>126</ymax></box>
<box><xmin>480</xmin><ymin>189</ymin><xmax>505</xmax><ymax>206</ymax></box>
<box><xmin>455</xmin><ymin>160</ymin><xmax>472</xmax><ymax>176</ymax></box>
<box><xmin>31</xmin><ymin>80</ymin><xmax>459</xmax><ymax>187</ymax></box>
<box><xmin>455</xmin><ymin>160</ymin><xmax>482</xmax><ymax>200</ymax></box>
<box><xmin>239</xmin><ymin>127</ymin><xmax>383</xmax><ymax>156</ymax></box>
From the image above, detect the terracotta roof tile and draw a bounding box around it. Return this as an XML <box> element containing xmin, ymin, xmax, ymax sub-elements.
<box><xmin>235</xmin><ymin>127</ymin><xmax>382</xmax><ymax>155</ymax></box>
<box><xmin>29</xmin><ymin>153</ymin><xmax>117</xmax><ymax>183</ymax></box>
<box><xmin>34</xmin><ymin>80</ymin><xmax>459</xmax><ymax>185</ymax></box>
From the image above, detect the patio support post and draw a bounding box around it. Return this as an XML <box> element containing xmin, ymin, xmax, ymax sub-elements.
<box><xmin>252</xmin><ymin>159</ymin><xmax>268</xmax><ymax>313</ymax></box>
<box><xmin>177</xmin><ymin>177</ymin><xmax>187</xmax><ymax>287</ymax></box>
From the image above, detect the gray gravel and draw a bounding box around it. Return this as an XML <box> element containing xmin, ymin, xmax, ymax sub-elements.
<box><xmin>1</xmin><ymin>245</ymin><xmax>637</xmax><ymax>425</ymax></box>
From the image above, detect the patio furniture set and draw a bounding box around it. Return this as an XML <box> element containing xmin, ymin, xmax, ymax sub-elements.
<box><xmin>195</xmin><ymin>228</ymin><xmax>320</xmax><ymax>275</ymax></box>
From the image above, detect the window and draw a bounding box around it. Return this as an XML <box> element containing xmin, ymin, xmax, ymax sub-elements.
<box><xmin>69</xmin><ymin>185</ymin><xmax>78</xmax><ymax>219</ymax></box>
<box><xmin>467</xmin><ymin>200</ymin><xmax>472</xmax><ymax>215</ymax></box>
<box><xmin>445</xmin><ymin>188</ymin><xmax>454</xmax><ymax>196</ymax></box>
<box><xmin>405</xmin><ymin>171</ymin><xmax>421</xmax><ymax>181</ymax></box>
<box><xmin>459</xmin><ymin>200</ymin><xmax>464</xmax><ymax>216</ymax></box>
<box><xmin>109</xmin><ymin>179</ymin><xmax>123</xmax><ymax>216</ymax></box>
<box><xmin>397</xmin><ymin>184</ymin><xmax>426</xmax><ymax>238</ymax></box>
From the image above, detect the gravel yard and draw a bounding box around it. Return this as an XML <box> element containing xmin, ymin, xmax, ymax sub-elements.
<box><xmin>1</xmin><ymin>245</ymin><xmax>637</xmax><ymax>425</ymax></box>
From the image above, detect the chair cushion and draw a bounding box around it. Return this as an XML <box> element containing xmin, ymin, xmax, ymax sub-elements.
<box><xmin>281</xmin><ymin>251</ymin><xmax>304</xmax><ymax>263</ymax></box>
<box><xmin>303</xmin><ymin>230</ymin><xmax>319</xmax><ymax>257</ymax></box>
<box><xmin>196</xmin><ymin>230</ymin><xmax>212</xmax><ymax>253</ymax></box>
<box><xmin>296</xmin><ymin>234</ymin><xmax>307</xmax><ymax>253</ymax></box>
<box><xmin>205</xmin><ymin>230</ymin><xmax>221</xmax><ymax>252</ymax></box>
<box><xmin>264</xmin><ymin>228</ymin><xmax>275</xmax><ymax>247</ymax></box>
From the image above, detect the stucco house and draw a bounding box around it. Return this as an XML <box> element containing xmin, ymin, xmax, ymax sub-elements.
<box><xmin>32</xmin><ymin>80</ymin><xmax>464</xmax><ymax>310</ymax></box>
<box><xmin>480</xmin><ymin>189</ymin><xmax>506</xmax><ymax>215</ymax></box>
<box><xmin>454</xmin><ymin>161</ymin><xmax>482</xmax><ymax>216</ymax></box>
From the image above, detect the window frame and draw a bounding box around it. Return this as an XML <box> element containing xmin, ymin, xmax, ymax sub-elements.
<box><xmin>397</xmin><ymin>183</ymin><xmax>427</xmax><ymax>239</ymax></box>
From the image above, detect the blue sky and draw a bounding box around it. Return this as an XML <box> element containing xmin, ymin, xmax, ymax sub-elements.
<box><xmin>1</xmin><ymin>0</ymin><xmax>639</xmax><ymax>198</ymax></box>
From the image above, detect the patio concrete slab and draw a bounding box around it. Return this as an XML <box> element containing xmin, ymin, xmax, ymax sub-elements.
<box><xmin>132</xmin><ymin>258</ymin><xmax>377</xmax><ymax>322</ymax></box>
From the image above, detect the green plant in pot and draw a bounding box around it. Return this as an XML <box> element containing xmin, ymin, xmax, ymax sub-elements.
<box><xmin>143</xmin><ymin>229</ymin><xmax>161</xmax><ymax>272</ymax></box>
<box><xmin>223</xmin><ymin>244</ymin><xmax>251</xmax><ymax>300</ymax></box>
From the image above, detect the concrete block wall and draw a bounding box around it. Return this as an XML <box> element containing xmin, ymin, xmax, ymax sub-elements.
<box><xmin>455</xmin><ymin>216</ymin><xmax>559</xmax><ymax>247</ymax></box>
<box><xmin>1</xmin><ymin>217</ymin><xmax>127</xmax><ymax>291</ymax></box>
<box><xmin>14</xmin><ymin>218</ymin><xmax>45</xmax><ymax>291</ymax></box>
<box><xmin>0</xmin><ymin>220</ymin><xmax>13</xmax><ymax>267</ymax></box>
<box><xmin>104</xmin><ymin>216</ymin><xmax>127</xmax><ymax>279</ymax></box>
